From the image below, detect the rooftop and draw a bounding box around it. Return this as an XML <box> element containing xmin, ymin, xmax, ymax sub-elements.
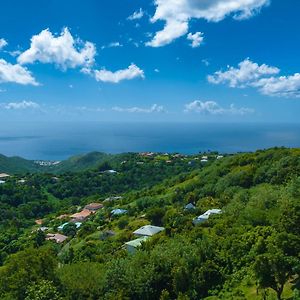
<box><xmin>125</xmin><ymin>236</ymin><xmax>149</xmax><ymax>248</ymax></box>
<box><xmin>133</xmin><ymin>225</ymin><xmax>165</xmax><ymax>237</ymax></box>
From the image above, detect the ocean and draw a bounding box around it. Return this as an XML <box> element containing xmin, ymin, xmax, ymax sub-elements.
<box><xmin>0</xmin><ymin>122</ymin><xmax>300</xmax><ymax>160</ymax></box>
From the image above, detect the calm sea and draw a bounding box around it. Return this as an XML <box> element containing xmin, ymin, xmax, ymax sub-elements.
<box><xmin>0</xmin><ymin>122</ymin><xmax>300</xmax><ymax>160</ymax></box>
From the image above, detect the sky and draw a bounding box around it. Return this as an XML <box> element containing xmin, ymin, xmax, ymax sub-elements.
<box><xmin>0</xmin><ymin>0</ymin><xmax>300</xmax><ymax>123</ymax></box>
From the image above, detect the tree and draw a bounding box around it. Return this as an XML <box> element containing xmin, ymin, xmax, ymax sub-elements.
<box><xmin>25</xmin><ymin>280</ymin><xmax>62</xmax><ymax>300</ymax></box>
<box><xmin>34</xmin><ymin>229</ymin><xmax>46</xmax><ymax>247</ymax></box>
<box><xmin>62</xmin><ymin>223</ymin><xmax>77</xmax><ymax>237</ymax></box>
<box><xmin>146</xmin><ymin>207</ymin><xmax>166</xmax><ymax>226</ymax></box>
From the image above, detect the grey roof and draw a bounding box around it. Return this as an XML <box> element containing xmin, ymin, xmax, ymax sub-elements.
<box><xmin>133</xmin><ymin>225</ymin><xmax>165</xmax><ymax>236</ymax></box>
<box><xmin>185</xmin><ymin>203</ymin><xmax>196</xmax><ymax>210</ymax></box>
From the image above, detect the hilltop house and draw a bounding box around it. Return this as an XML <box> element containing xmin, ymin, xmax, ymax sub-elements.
<box><xmin>70</xmin><ymin>209</ymin><xmax>92</xmax><ymax>222</ymax></box>
<box><xmin>193</xmin><ymin>209</ymin><xmax>222</xmax><ymax>225</ymax></box>
<box><xmin>185</xmin><ymin>203</ymin><xmax>196</xmax><ymax>210</ymax></box>
<box><xmin>84</xmin><ymin>202</ymin><xmax>103</xmax><ymax>212</ymax></box>
<box><xmin>133</xmin><ymin>225</ymin><xmax>165</xmax><ymax>237</ymax></box>
<box><xmin>124</xmin><ymin>236</ymin><xmax>149</xmax><ymax>254</ymax></box>
<box><xmin>46</xmin><ymin>233</ymin><xmax>68</xmax><ymax>244</ymax></box>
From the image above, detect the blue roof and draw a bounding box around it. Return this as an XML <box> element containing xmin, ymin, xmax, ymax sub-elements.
<box><xmin>58</xmin><ymin>222</ymin><xmax>82</xmax><ymax>231</ymax></box>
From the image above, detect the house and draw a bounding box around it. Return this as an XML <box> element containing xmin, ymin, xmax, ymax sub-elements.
<box><xmin>18</xmin><ymin>179</ymin><xmax>26</xmax><ymax>184</ymax></box>
<box><xmin>193</xmin><ymin>209</ymin><xmax>222</xmax><ymax>225</ymax></box>
<box><xmin>124</xmin><ymin>236</ymin><xmax>149</xmax><ymax>254</ymax></box>
<box><xmin>185</xmin><ymin>203</ymin><xmax>196</xmax><ymax>210</ymax></box>
<box><xmin>133</xmin><ymin>225</ymin><xmax>165</xmax><ymax>237</ymax></box>
<box><xmin>105</xmin><ymin>170</ymin><xmax>117</xmax><ymax>174</ymax></box>
<box><xmin>70</xmin><ymin>209</ymin><xmax>92</xmax><ymax>222</ymax></box>
<box><xmin>111</xmin><ymin>208</ymin><xmax>127</xmax><ymax>216</ymax></box>
<box><xmin>104</xmin><ymin>196</ymin><xmax>123</xmax><ymax>203</ymax></box>
<box><xmin>0</xmin><ymin>173</ymin><xmax>10</xmax><ymax>180</ymax></box>
<box><xmin>46</xmin><ymin>233</ymin><xmax>68</xmax><ymax>243</ymax></box>
<box><xmin>201</xmin><ymin>159</ymin><xmax>208</xmax><ymax>163</ymax></box>
<box><xmin>0</xmin><ymin>180</ymin><xmax>5</xmax><ymax>184</ymax></box>
<box><xmin>58</xmin><ymin>222</ymin><xmax>81</xmax><ymax>231</ymax></box>
<box><xmin>84</xmin><ymin>202</ymin><xmax>103</xmax><ymax>212</ymax></box>
<box><xmin>217</xmin><ymin>155</ymin><xmax>224</xmax><ymax>160</ymax></box>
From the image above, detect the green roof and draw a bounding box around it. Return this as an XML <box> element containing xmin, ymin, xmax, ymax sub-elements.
<box><xmin>125</xmin><ymin>236</ymin><xmax>149</xmax><ymax>248</ymax></box>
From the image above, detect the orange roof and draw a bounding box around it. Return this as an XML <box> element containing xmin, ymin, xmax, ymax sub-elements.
<box><xmin>70</xmin><ymin>209</ymin><xmax>92</xmax><ymax>219</ymax></box>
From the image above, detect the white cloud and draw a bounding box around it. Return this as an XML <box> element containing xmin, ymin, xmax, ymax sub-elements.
<box><xmin>112</xmin><ymin>104</ymin><xmax>165</xmax><ymax>113</ymax></box>
<box><xmin>101</xmin><ymin>42</ymin><xmax>123</xmax><ymax>50</ymax></box>
<box><xmin>208</xmin><ymin>59</ymin><xmax>300</xmax><ymax>98</ymax></box>
<box><xmin>187</xmin><ymin>32</ymin><xmax>204</xmax><ymax>48</ymax></box>
<box><xmin>128</xmin><ymin>8</ymin><xmax>144</xmax><ymax>21</ymax></box>
<box><xmin>94</xmin><ymin>63</ymin><xmax>145</xmax><ymax>83</ymax></box>
<box><xmin>202</xmin><ymin>59</ymin><xmax>210</xmax><ymax>66</ymax></box>
<box><xmin>0</xmin><ymin>38</ymin><xmax>8</xmax><ymax>50</ymax></box>
<box><xmin>208</xmin><ymin>58</ymin><xmax>279</xmax><ymax>87</ymax></box>
<box><xmin>18</xmin><ymin>28</ymin><xmax>96</xmax><ymax>70</ymax></box>
<box><xmin>253</xmin><ymin>73</ymin><xmax>300</xmax><ymax>98</ymax></box>
<box><xmin>0</xmin><ymin>59</ymin><xmax>39</xmax><ymax>86</ymax></box>
<box><xmin>147</xmin><ymin>0</ymin><xmax>269</xmax><ymax>47</ymax></box>
<box><xmin>184</xmin><ymin>100</ymin><xmax>254</xmax><ymax>115</ymax></box>
<box><xmin>1</xmin><ymin>100</ymin><xmax>40</xmax><ymax>110</ymax></box>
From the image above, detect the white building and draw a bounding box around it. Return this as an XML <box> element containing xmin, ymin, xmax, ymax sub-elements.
<box><xmin>193</xmin><ymin>209</ymin><xmax>222</xmax><ymax>225</ymax></box>
<box><xmin>133</xmin><ymin>225</ymin><xmax>165</xmax><ymax>237</ymax></box>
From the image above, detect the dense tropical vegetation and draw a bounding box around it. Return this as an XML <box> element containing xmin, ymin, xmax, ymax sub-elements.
<box><xmin>0</xmin><ymin>148</ymin><xmax>300</xmax><ymax>299</ymax></box>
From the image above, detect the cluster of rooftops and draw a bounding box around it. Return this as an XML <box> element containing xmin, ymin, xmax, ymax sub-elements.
<box><xmin>30</xmin><ymin>183</ymin><xmax>223</xmax><ymax>246</ymax></box>
<box><xmin>37</xmin><ymin>200</ymin><xmax>222</xmax><ymax>246</ymax></box>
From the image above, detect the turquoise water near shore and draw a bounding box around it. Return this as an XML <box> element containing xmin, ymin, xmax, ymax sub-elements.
<box><xmin>0</xmin><ymin>122</ymin><xmax>300</xmax><ymax>160</ymax></box>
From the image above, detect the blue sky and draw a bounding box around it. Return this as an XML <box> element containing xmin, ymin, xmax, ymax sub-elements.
<box><xmin>0</xmin><ymin>0</ymin><xmax>300</xmax><ymax>123</ymax></box>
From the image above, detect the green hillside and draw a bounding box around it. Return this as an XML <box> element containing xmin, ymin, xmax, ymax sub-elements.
<box><xmin>0</xmin><ymin>148</ymin><xmax>300</xmax><ymax>299</ymax></box>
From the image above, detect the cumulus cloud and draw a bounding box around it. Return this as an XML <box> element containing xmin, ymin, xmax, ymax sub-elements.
<box><xmin>0</xmin><ymin>59</ymin><xmax>39</xmax><ymax>86</ymax></box>
<box><xmin>208</xmin><ymin>58</ymin><xmax>279</xmax><ymax>87</ymax></box>
<box><xmin>184</xmin><ymin>100</ymin><xmax>254</xmax><ymax>115</ymax></box>
<box><xmin>253</xmin><ymin>73</ymin><xmax>300</xmax><ymax>98</ymax></box>
<box><xmin>112</xmin><ymin>104</ymin><xmax>165</xmax><ymax>113</ymax></box>
<box><xmin>1</xmin><ymin>100</ymin><xmax>40</xmax><ymax>110</ymax></box>
<box><xmin>94</xmin><ymin>63</ymin><xmax>145</xmax><ymax>83</ymax></box>
<box><xmin>18</xmin><ymin>28</ymin><xmax>96</xmax><ymax>70</ymax></box>
<box><xmin>0</xmin><ymin>38</ymin><xmax>8</xmax><ymax>50</ymax></box>
<box><xmin>128</xmin><ymin>8</ymin><xmax>145</xmax><ymax>20</ymax></box>
<box><xmin>208</xmin><ymin>59</ymin><xmax>300</xmax><ymax>98</ymax></box>
<box><xmin>147</xmin><ymin>0</ymin><xmax>269</xmax><ymax>47</ymax></box>
<box><xmin>187</xmin><ymin>32</ymin><xmax>204</xmax><ymax>48</ymax></box>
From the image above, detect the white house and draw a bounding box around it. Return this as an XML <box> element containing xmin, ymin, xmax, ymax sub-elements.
<box><xmin>133</xmin><ymin>225</ymin><xmax>165</xmax><ymax>237</ymax></box>
<box><xmin>193</xmin><ymin>209</ymin><xmax>222</xmax><ymax>225</ymax></box>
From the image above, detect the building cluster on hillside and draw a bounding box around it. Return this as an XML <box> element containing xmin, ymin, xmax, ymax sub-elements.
<box><xmin>34</xmin><ymin>160</ymin><xmax>61</xmax><ymax>166</ymax></box>
<box><xmin>0</xmin><ymin>173</ymin><xmax>10</xmax><ymax>184</ymax></box>
<box><xmin>42</xmin><ymin>202</ymin><xmax>104</xmax><ymax>243</ymax></box>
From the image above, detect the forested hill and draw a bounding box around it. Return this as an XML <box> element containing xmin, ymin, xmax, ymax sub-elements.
<box><xmin>0</xmin><ymin>148</ymin><xmax>300</xmax><ymax>299</ymax></box>
<box><xmin>0</xmin><ymin>151</ymin><xmax>126</xmax><ymax>174</ymax></box>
